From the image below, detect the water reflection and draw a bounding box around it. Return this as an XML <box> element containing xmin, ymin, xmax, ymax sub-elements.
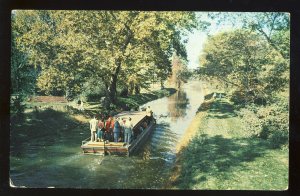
<box><xmin>167</xmin><ymin>90</ymin><xmax>189</xmax><ymax>121</ymax></box>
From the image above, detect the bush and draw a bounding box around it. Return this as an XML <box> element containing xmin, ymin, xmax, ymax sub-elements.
<box><xmin>231</xmin><ymin>90</ymin><xmax>267</xmax><ymax>107</ymax></box>
<box><xmin>269</xmin><ymin>129</ymin><xmax>288</xmax><ymax>149</ymax></box>
<box><xmin>238</xmin><ymin>102</ymin><xmax>288</xmax><ymax>148</ymax></box>
<box><xmin>80</xmin><ymin>79</ymin><xmax>107</xmax><ymax>102</ymax></box>
<box><xmin>238</xmin><ymin>105</ymin><xmax>262</xmax><ymax>137</ymax></box>
<box><xmin>86</xmin><ymin>93</ymin><xmax>105</xmax><ymax>102</ymax></box>
<box><xmin>230</xmin><ymin>90</ymin><xmax>248</xmax><ymax>106</ymax></box>
<box><xmin>10</xmin><ymin>94</ymin><xmax>26</xmax><ymax>120</ymax></box>
<box><xmin>260</xmin><ymin>106</ymin><xmax>288</xmax><ymax>148</ymax></box>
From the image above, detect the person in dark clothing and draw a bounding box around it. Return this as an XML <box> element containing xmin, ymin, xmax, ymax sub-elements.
<box><xmin>113</xmin><ymin>117</ymin><xmax>121</xmax><ymax>142</ymax></box>
<box><xmin>105</xmin><ymin>116</ymin><xmax>113</xmax><ymax>141</ymax></box>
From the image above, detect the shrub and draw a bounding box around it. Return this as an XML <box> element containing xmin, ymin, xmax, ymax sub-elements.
<box><xmin>86</xmin><ymin>93</ymin><xmax>105</xmax><ymax>102</ymax></box>
<box><xmin>260</xmin><ymin>105</ymin><xmax>288</xmax><ymax>148</ymax></box>
<box><xmin>80</xmin><ymin>79</ymin><xmax>107</xmax><ymax>102</ymax></box>
<box><xmin>238</xmin><ymin>102</ymin><xmax>288</xmax><ymax>148</ymax></box>
<box><xmin>230</xmin><ymin>90</ymin><xmax>248</xmax><ymax>106</ymax></box>
<box><xmin>231</xmin><ymin>89</ymin><xmax>267</xmax><ymax>107</ymax></box>
<box><xmin>238</xmin><ymin>105</ymin><xmax>262</xmax><ymax>137</ymax></box>
<box><xmin>269</xmin><ymin>129</ymin><xmax>288</xmax><ymax>149</ymax></box>
<box><xmin>10</xmin><ymin>94</ymin><xmax>26</xmax><ymax>120</ymax></box>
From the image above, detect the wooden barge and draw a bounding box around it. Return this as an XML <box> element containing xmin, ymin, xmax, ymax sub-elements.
<box><xmin>80</xmin><ymin>111</ymin><xmax>155</xmax><ymax>156</ymax></box>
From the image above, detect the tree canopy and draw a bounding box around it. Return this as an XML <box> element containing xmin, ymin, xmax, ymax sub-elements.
<box><xmin>169</xmin><ymin>54</ymin><xmax>191</xmax><ymax>89</ymax></box>
<box><xmin>12</xmin><ymin>10</ymin><xmax>198</xmax><ymax>104</ymax></box>
<box><xmin>198</xmin><ymin>12</ymin><xmax>289</xmax><ymax>106</ymax></box>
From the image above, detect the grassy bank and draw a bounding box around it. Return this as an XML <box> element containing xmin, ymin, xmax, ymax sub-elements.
<box><xmin>167</xmin><ymin>97</ymin><xmax>288</xmax><ymax>190</ymax></box>
<box><xmin>10</xmin><ymin>109</ymin><xmax>84</xmax><ymax>148</ymax></box>
<box><xmin>117</xmin><ymin>88</ymin><xmax>176</xmax><ymax>109</ymax></box>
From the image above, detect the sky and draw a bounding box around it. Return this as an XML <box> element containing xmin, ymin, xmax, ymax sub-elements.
<box><xmin>185</xmin><ymin>12</ymin><xmax>242</xmax><ymax>70</ymax></box>
<box><xmin>185</xmin><ymin>30</ymin><xmax>206</xmax><ymax>70</ymax></box>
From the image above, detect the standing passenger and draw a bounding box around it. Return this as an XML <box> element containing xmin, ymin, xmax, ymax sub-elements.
<box><xmin>97</xmin><ymin>118</ymin><xmax>105</xmax><ymax>142</ymax></box>
<box><xmin>113</xmin><ymin>118</ymin><xmax>121</xmax><ymax>142</ymax></box>
<box><xmin>120</xmin><ymin>118</ymin><xmax>126</xmax><ymax>142</ymax></box>
<box><xmin>124</xmin><ymin>117</ymin><xmax>133</xmax><ymax>144</ymax></box>
<box><xmin>89</xmin><ymin>116</ymin><xmax>98</xmax><ymax>142</ymax></box>
<box><xmin>105</xmin><ymin>116</ymin><xmax>112</xmax><ymax>141</ymax></box>
<box><xmin>109</xmin><ymin>117</ymin><xmax>115</xmax><ymax>142</ymax></box>
<box><xmin>146</xmin><ymin>106</ymin><xmax>153</xmax><ymax>124</ymax></box>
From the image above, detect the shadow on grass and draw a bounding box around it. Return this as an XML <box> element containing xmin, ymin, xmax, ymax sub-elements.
<box><xmin>208</xmin><ymin>99</ymin><xmax>237</xmax><ymax>119</ymax></box>
<box><xmin>10</xmin><ymin>109</ymin><xmax>84</xmax><ymax>150</ymax></box>
<box><xmin>172</xmin><ymin>133</ymin><xmax>273</xmax><ymax>189</ymax></box>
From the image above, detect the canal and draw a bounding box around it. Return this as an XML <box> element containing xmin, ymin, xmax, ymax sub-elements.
<box><xmin>10</xmin><ymin>80</ymin><xmax>204</xmax><ymax>189</ymax></box>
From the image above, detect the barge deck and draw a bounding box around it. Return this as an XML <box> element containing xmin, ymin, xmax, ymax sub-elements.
<box><xmin>81</xmin><ymin>111</ymin><xmax>155</xmax><ymax>156</ymax></box>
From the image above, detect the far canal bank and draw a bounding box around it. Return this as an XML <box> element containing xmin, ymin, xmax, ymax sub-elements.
<box><xmin>20</xmin><ymin>87</ymin><xmax>177</xmax><ymax>123</ymax></box>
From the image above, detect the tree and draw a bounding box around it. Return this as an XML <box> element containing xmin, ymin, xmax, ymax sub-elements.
<box><xmin>11</xmin><ymin>11</ymin><xmax>39</xmax><ymax>96</ymax></box>
<box><xmin>245</xmin><ymin>12</ymin><xmax>290</xmax><ymax>59</ymax></box>
<box><xmin>13</xmin><ymin>11</ymin><xmax>87</xmax><ymax>97</ymax></box>
<box><xmin>99</xmin><ymin>11</ymin><xmax>197</xmax><ymax>102</ymax></box>
<box><xmin>169</xmin><ymin>54</ymin><xmax>191</xmax><ymax>89</ymax></box>
<box><xmin>13</xmin><ymin>10</ymin><xmax>198</xmax><ymax>103</ymax></box>
<box><xmin>208</xmin><ymin>12</ymin><xmax>290</xmax><ymax>59</ymax></box>
<box><xmin>198</xmin><ymin>29</ymin><xmax>289</xmax><ymax>105</ymax></box>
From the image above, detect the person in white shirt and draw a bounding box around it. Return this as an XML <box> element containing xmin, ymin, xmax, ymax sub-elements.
<box><xmin>146</xmin><ymin>106</ymin><xmax>153</xmax><ymax>124</ymax></box>
<box><xmin>124</xmin><ymin>117</ymin><xmax>133</xmax><ymax>144</ymax></box>
<box><xmin>89</xmin><ymin>116</ymin><xmax>98</xmax><ymax>142</ymax></box>
<box><xmin>79</xmin><ymin>100</ymin><xmax>84</xmax><ymax>111</ymax></box>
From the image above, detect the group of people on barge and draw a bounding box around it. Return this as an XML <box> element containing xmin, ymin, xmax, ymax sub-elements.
<box><xmin>89</xmin><ymin>106</ymin><xmax>153</xmax><ymax>144</ymax></box>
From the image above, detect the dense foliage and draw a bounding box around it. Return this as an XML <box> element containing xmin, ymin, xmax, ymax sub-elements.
<box><xmin>198</xmin><ymin>12</ymin><xmax>289</xmax><ymax>147</ymax></box>
<box><xmin>199</xmin><ymin>29</ymin><xmax>289</xmax><ymax>105</ymax></box>
<box><xmin>11</xmin><ymin>10</ymin><xmax>198</xmax><ymax>103</ymax></box>
<box><xmin>238</xmin><ymin>102</ymin><xmax>289</xmax><ymax>148</ymax></box>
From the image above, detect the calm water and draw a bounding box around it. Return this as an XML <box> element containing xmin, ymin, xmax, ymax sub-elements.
<box><xmin>10</xmin><ymin>81</ymin><xmax>204</xmax><ymax>189</ymax></box>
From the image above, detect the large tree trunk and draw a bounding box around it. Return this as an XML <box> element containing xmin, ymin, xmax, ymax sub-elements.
<box><xmin>107</xmin><ymin>59</ymin><xmax>122</xmax><ymax>104</ymax></box>
<box><xmin>106</xmin><ymin>15</ymin><xmax>133</xmax><ymax>104</ymax></box>
<box><xmin>128</xmin><ymin>81</ymin><xmax>134</xmax><ymax>95</ymax></box>
<box><xmin>177</xmin><ymin>80</ymin><xmax>181</xmax><ymax>89</ymax></box>
<box><xmin>134</xmin><ymin>84</ymin><xmax>140</xmax><ymax>94</ymax></box>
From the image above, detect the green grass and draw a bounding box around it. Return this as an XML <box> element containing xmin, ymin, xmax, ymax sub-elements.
<box><xmin>117</xmin><ymin>88</ymin><xmax>176</xmax><ymax>108</ymax></box>
<box><xmin>170</xmin><ymin>98</ymin><xmax>288</xmax><ymax>190</ymax></box>
<box><xmin>10</xmin><ymin>109</ymin><xmax>83</xmax><ymax>146</ymax></box>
